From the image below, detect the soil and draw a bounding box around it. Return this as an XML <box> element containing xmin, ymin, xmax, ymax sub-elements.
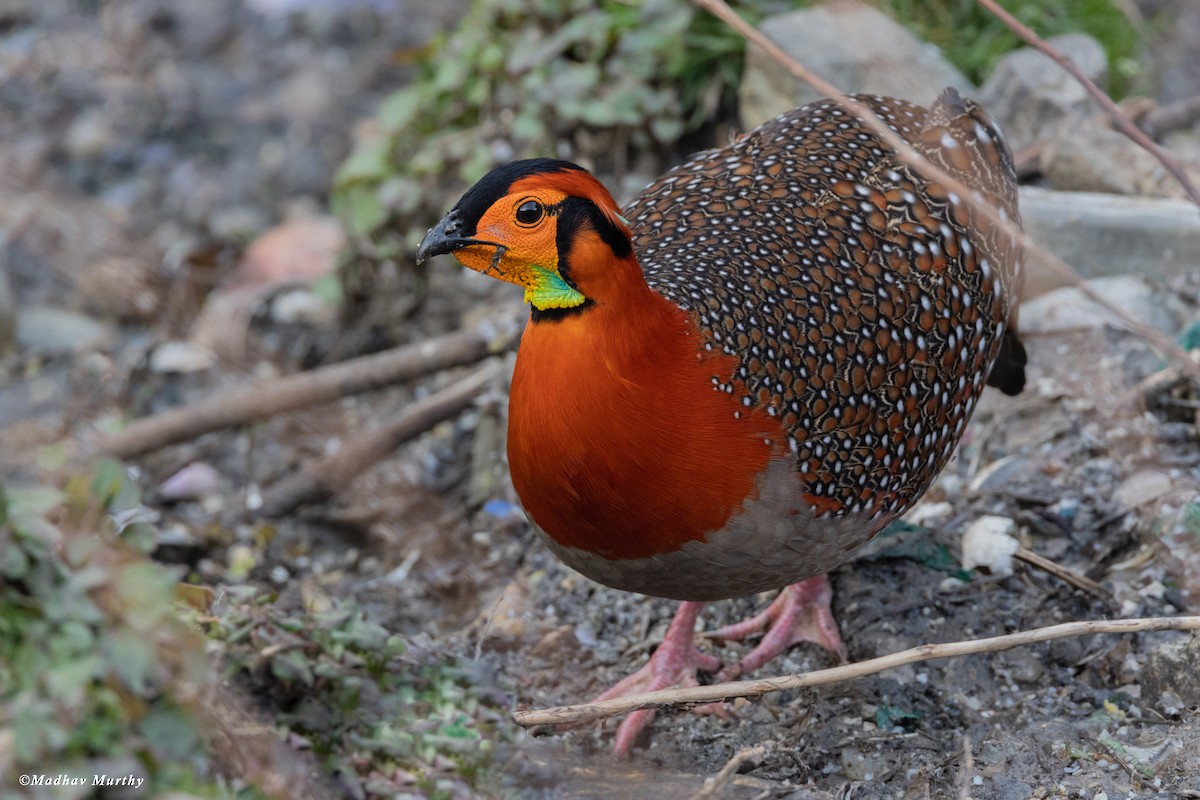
<box><xmin>2</xmin><ymin>1</ymin><xmax>1199</xmax><ymax>798</ymax></box>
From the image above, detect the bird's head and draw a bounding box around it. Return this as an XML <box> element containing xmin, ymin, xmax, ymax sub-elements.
<box><xmin>416</xmin><ymin>159</ymin><xmax>634</xmax><ymax>313</ymax></box>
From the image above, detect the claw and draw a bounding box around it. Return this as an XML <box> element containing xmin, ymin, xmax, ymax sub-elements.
<box><xmin>589</xmin><ymin>601</ymin><xmax>719</xmax><ymax>756</ymax></box>
<box><xmin>711</xmin><ymin>575</ymin><xmax>846</xmax><ymax>681</ymax></box>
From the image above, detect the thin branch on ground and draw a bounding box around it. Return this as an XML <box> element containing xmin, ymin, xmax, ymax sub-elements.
<box><xmin>1138</xmin><ymin>93</ymin><xmax>1200</xmax><ymax>141</ymax></box>
<box><xmin>513</xmin><ymin>616</ymin><xmax>1200</xmax><ymax>728</ymax></box>
<box><xmin>100</xmin><ymin>321</ymin><xmax>520</xmax><ymax>460</ymax></box>
<box><xmin>692</xmin><ymin>0</ymin><xmax>1200</xmax><ymax>389</ymax></box>
<box><xmin>686</xmin><ymin>744</ymin><xmax>769</xmax><ymax>800</ymax></box>
<box><xmin>257</xmin><ymin>362</ymin><xmax>502</xmax><ymax>518</ymax></box>
<box><xmin>975</xmin><ymin>0</ymin><xmax>1200</xmax><ymax>208</ymax></box>
<box><xmin>956</xmin><ymin>735</ymin><xmax>974</xmax><ymax>800</ymax></box>
<box><xmin>1015</xmin><ymin>546</ymin><xmax>1111</xmax><ymax>600</ymax></box>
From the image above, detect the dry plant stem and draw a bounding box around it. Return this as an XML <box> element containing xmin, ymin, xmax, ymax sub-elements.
<box><xmin>101</xmin><ymin>324</ymin><xmax>517</xmax><ymax>459</ymax></box>
<box><xmin>513</xmin><ymin>616</ymin><xmax>1200</xmax><ymax>727</ymax></box>
<box><xmin>258</xmin><ymin>362</ymin><xmax>501</xmax><ymax>518</ymax></box>
<box><xmin>975</xmin><ymin>0</ymin><xmax>1200</xmax><ymax>208</ymax></box>
<box><xmin>1139</xmin><ymin>93</ymin><xmax>1200</xmax><ymax>141</ymax></box>
<box><xmin>686</xmin><ymin>745</ymin><xmax>769</xmax><ymax>800</ymax></box>
<box><xmin>956</xmin><ymin>735</ymin><xmax>974</xmax><ymax>800</ymax></box>
<box><xmin>1014</xmin><ymin>546</ymin><xmax>1111</xmax><ymax>600</ymax></box>
<box><xmin>692</xmin><ymin>0</ymin><xmax>1200</xmax><ymax>389</ymax></box>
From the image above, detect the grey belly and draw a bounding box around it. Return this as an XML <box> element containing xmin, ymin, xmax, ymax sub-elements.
<box><xmin>530</xmin><ymin>458</ymin><xmax>890</xmax><ymax>601</ymax></box>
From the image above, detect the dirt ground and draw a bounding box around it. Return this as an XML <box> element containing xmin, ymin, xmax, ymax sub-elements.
<box><xmin>2</xmin><ymin>1</ymin><xmax>1200</xmax><ymax>798</ymax></box>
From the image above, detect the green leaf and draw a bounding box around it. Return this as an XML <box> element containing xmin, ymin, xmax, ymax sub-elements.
<box><xmin>336</xmin><ymin>140</ymin><xmax>393</xmax><ymax>185</ymax></box>
<box><xmin>876</xmin><ymin>705</ymin><xmax>923</xmax><ymax>731</ymax></box>
<box><xmin>104</xmin><ymin>627</ymin><xmax>157</xmax><ymax>694</ymax></box>
<box><xmin>90</xmin><ymin>459</ymin><xmax>139</xmax><ymax>509</ymax></box>
<box><xmin>6</xmin><ymin>486</ymin><xmax>64</xmax><ymax>535</ymax></box>
<box><xmin>112</xmin><ymin>561</ymin><xmax>177</xmax><ymax>632</ymax></box>
<box><xmin>271</xmin><ymin>648</ymin><xmax>315</xmax><ymax>688</ymax></box>
<box><xmin>378</xmin><ymin>88</ymin><xmax>425</xmax><ymax>133</ymax></box>
<box><xmin>140</xmin><ymin>703</ymin><xmax>201</xmax><ymax>761</ymax></box>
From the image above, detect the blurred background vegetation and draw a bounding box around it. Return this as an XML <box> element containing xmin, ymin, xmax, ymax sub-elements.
<box><xmin>1</xmin><ymin>0</ymin><xmax>1160</xmax><ymax>797</ymax></box>
<box><xmin>333</xmin><ymin>0</ymin><xmax>1140</xmax><ymax>260</ymax></box>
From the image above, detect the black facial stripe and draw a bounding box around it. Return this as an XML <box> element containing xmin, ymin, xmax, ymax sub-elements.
<box><xmin>555</xmin><ymin>196</ymin><xmax>633</xmax><ymax>267</ymax></box>
<box><xmin>451</xmin><ymin>158</ymin><xmax>586</xmax><ymax>235</ymax></box>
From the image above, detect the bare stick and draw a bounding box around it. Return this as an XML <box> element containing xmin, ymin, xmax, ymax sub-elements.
<box><xmin>513</xmin><ymin>616</ymin><xmax>1200</xmax><ymax>727</ymax></box>
<box><xmin>975</xmin><ymin>0</ymin><xmax>1200</xmax><ymax>208</ymax></box>
<box><xmin>258</xmin><ymin>362</ymin><xmax>501</xmax><ymax>518</ymax></box>
<box><xmin>101</xmin><ymin>323</ymin><xmax>519</xmax><ymax>459</ymax></box>
<box><xmin>1014</xmin><ymin>546</ymin><xmax>1111</xmax><ymax>600</ymax></box>
<box><xmin>686</xmin><ymin>745</ymin><xmax>768</xmax><ymax>800</ymax></box>
<box><xmin>956</xmin><ymin>735</ymin><xmax>974</xmax><ymax>800</ymax></box>
<box><xmin>692</xmin><ymin>0</ymin><xmax>1200</xmax><ymax>388</ymax></box>
<box><xmin>1139</xmin><ymin>93</ymin><xmax>1200</xmax><ymax>141</ymax></box>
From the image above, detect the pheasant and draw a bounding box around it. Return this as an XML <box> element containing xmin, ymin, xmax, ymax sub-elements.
<box><xmin>417</xmin><ymin>89</ymin><xmax>1025</xmax><ymax>754</ymax></box>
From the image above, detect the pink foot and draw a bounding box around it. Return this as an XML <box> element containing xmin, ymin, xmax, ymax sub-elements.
<box><xmin>591</xmin><ymin>601</ymin><xmax>720</xmax><ymax>756</ymax></box>
<box><xmin>710</xmin><ymin>575</ymin><xmax>847</xmax><ymax>681</ymax></box>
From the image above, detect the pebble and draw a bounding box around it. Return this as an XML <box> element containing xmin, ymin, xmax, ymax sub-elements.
<box><xmin>148</xmin><ymin>340</ymin><xmax>217</xmax><ymax>374</ymax></box>
<box><xmin>16</xmin><ymin>306</ymin><xmax>114</xmax><ymax>355</ymax></box>
<box><xmin>961</xmin><ymin>516</ymin><xmax>1020</xmax><ymax>577</ymax></box>
<box><xmin>159</xmin><ymin>462</ymin><xmax>222</xmax><ymax>502</ymax></box>
<box><xmin>1113</xmin><ymin>469</ymin><xmax>1173</xmax><ymax>509</ymax></box>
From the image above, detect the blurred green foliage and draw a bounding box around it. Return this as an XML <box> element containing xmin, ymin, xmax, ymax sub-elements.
<box><xmin>334</xmin><ymin>0</ymin><xmax>781</xmax><ymax>258</ymax></box>
<box><xmin>334</xmin><ymin>0</ymin><xmax>1139</xmax><ymax>263</ymax></box>
<box><xmin>0</xmin><ymin>465</ymin><xmax>257</xmax><ymax>799</ymax></box>
<box><xmin>208</xmin><ymin>591</ymin><xmax>510</xmax><ymax>800</ymax></box>
<box><xmin>881</xmin><ymin>0</ymin><xmax>1140</xmax><ymax>94</ymax></box>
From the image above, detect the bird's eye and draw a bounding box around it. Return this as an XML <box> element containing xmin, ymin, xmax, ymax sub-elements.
<box><xmin>516</xmin><ymin>199</ymin><xmax>544</xmax><ymax>226</ymax></box>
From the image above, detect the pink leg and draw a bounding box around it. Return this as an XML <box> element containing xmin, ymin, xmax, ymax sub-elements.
<box><xmin>591</xmin><ymin>601</ymin><xmax>720</xmax><ymax>756</ymax></box>
<box><xmin>710</xmin><ymin>575</ymin><xmax>847</xmax><ymax>681</ymax></box>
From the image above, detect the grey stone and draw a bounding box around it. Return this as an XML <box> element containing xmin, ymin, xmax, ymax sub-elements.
<box><xmin>978</xmin><ymin>33</ymin><xmax>1108</xmax><ymax>152</ymax></box>
<box><xmin>1020</xmin><ymin>275</ymin><xmax>1179</xmax><ymax>335</ymax></box>
<box><xmin>1019</xmin><ymin>186</ymin><xmax>1200</xmax><ymax>299</ymax></box>
<box><xmin>1141</xmin><ymin>635</ymin><xmax>1200</xmax><ymax>707</ymax></box>
<box><xmin>1041</xmin><ymin>121</ymin><xmax>1200</xmax><ymax>199</ymax></box>
<box><xmin>16</xmin><ymin>306</ymin><xmax>114</xmax><ymax>355</ymax></box>
<box><xmin>737</xmin><ymin>0</ymin><xmax>973</xmax><ymax>129</ymax></box>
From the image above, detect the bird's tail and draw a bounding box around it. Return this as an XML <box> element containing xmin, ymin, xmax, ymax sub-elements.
<box><xmin>920</xmin><ymin>87</ymin><xmax>1026</xmax><ymax>396</ymax></box>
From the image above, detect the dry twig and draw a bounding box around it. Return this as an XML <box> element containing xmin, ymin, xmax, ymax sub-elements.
<box><xmin>956</xmin><ymin>735</ymin><xmax>975</xmax><ymax>800</ymax></box>
<box><xmin>1015</xmin><ymin>546</ymin><xmax>1111</xmax><ymax>600</ymax></box>
<box><xmin>686</xmin><ymin>745</ymin><xmax>769</xmax><ymax>800</ymax></box>
<box><xmin>692</xmin><ymin>0</ymin><xmax>1200</xmax><ymax>389</ymax></box>
<box><xmin>513</xmin><ymin>616</ymin><xmax>1200</xmax><ymax>728</ymax></box>
<box><xmin>257</xmin><ymin>362</ymin><xmax>502</xmax><ymax>518</ymax></box>
<box><xmin>1138</xmin><ymin>93</ymin><xmax>1200</xmax><ymax>141</ymax></box>
<box><xmin>101</xmin><ymin>322</ymin><xmax>519</xmax><ymax>459</ymax></box>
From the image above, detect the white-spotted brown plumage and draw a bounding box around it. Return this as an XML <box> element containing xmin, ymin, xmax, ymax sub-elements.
<box><xmin>626</xmin><ymin>90</ymin><xmax>1022</xmax><ymax>525</ymax></box>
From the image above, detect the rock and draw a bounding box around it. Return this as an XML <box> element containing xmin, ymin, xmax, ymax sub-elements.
<box><xmin>481</xmin><ymin>581</ymin><xmax>532</xmax><ymax>645</ymax></box>
<box><xmin>978</xmin><ymin>33</ymin><xmax>1108</xmax><ymax>152</ymax></box>
<box><xmin>1141</xmin><ymin>635</ymin><xmax>1200</xmax><ymax>708</ymax></box>
<box><xmin>148</xmin><ymin>340</ymin><xmax>217</xmax><ymax>374</ymax></box>
<box><xmin>1113</xmin><ymin>469</ymin><xmax>1173</xmax><ymax>509</ymax></box>
<box><xmin>237</xmin><ymin>216</ymin><xmax>344</xmax><ymax>288</ymax></box>
<box><xmin>961</xmin><ymin>515</ymin><xmax>1020</xmax><ymax>577</ymax></box>
<box><xmin>1041</xmin><ymin>122</ymin><xmax>1200</xmax><ymax>199</ymax></box>
<box><xmin>1020</xmin><ymin>275</ymin><xmax>1179</xmax><ymax>335</ymax></box>
<box><xmin>1019</xmin><ymin>187</ymin><xmax>1200</xmax><ymax>299</ymax></box>
<box><xmin>159</xmin><ymin>462</ymin><xmax>222</xmax><ymax>503</ymax></box>
<box><xmin>737</xmin><ymin>0</ymin><xmax>972</xmax><ymax>129</ymax></box>
<box><xmin>16</xmin><ymin>306</ymin><xmax>114</xmax><ymax>355</ymax></box>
